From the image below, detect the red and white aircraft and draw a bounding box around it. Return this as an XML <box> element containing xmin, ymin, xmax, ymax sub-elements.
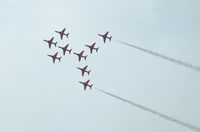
<box><xmin>55</xmin><ymin>28</ymin><xmax>69</xmax><ymax>40</ymax></box>
<box><xmin>79</xmin><ymin>80</ymin><xmax>93</xmax><ymax>91</ymax></box>
<box><xmin>47</xmin><ymin>52</ymin><xmax>61</xmax><ymax>63</ymax></box>
<box><xmin>58</xmin><ymin>44</ymin><xmax>72</xmax><ymax>55</ymax></box>
<box><xmin>85</xmin><ymin>43</ymin><xmax>99</xmax><ymax>54</ymax></box>
<box><xmin>73</xmin><ymin>50</ymin><xmax>87</xmax><ymax>62</ymax></box>
<box><xmin>43</xmin><ymin>37</ymin><xmax>57</xmax><ymax>49</ymax></box>
<box><xmin>98</xmin><ymin>31</ymin><xmax>112</xmax><ymax>43</ymax></box>
<box><xmin>77</xmin><ymin>65</ymin><xmax>91</xmax><ymax>76</ymax></box>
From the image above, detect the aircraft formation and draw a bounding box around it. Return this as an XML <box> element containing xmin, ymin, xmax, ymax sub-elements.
<box><xmin>43</xmin><ymin>28</ymin><xmax>112</xmax><ymax>91</ymax></box>
<box><xmin>43</xmin><ymin>28</ymin><xmax>200</xmax><ymax>132</ymax></box>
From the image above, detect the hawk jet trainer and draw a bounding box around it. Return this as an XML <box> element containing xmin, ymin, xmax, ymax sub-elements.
<box><xmin>85</xmin><ymin>43</ymin><xmax>99</xmax><ymax>54</ymax></box>
<box><xmin>77</xmin><ymin>65</ymin><xmax>91</xmax><ymax>76</ymax></box>
<box><xmin>58</xmin><ymin>44</ymin><xmax>72</xmax><ymax>55</ymax></box>
<box><xmin>79</xmin><ymin>80</ymin><xmax>93</xmax><ymax>91</ymax></box>
<box><xmin>43</xmin><ymin>37</ymin><xmax>57</xmax><ymax>49</ymax></box>
<box><xmin>73</xmin><ymin>50</ymin><xmax>87</xmax><ymax>62</ymax></box>
<box><xmin>47</xmin><ymin>52</ymin><xmax>61</xmax><ymax>63</ymax></box>
<box><xmin>55</xmin><ymin>28</ymin><xmax>69</xmax><ymax>40</ymax></box>
<box><xmin>98</xmin><ymin>31</ymin><xmax>112</xmax><ymax>43</ymax></box>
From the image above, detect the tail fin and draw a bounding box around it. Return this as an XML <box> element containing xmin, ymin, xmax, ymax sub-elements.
<box><xmin>65</xmin><ymin>33</ymin><xmax>69</xmax><ymax>38</ymax></box>
<box><xmin>84</xmin><ymin>55</ymin><xmax>87</xmax><ymax>60</ymax></box>
<box><xmin>96</xmin><ymin>47</ymin><xmax>99</xmax><ymax>52</ymax></box>
<box><xmin>55</xmin><ymin>42</ymin><xmax>57</xmax><ymax>47</ymax></box>
<box><xmin>88</xmin><ymin>70</ymin><xmax>91</xmax><ymax>75</ymax></box>
<box><xmin>89</xmin><ymin>84</ymin><xmax>93</xmax><ymax>89</ymax></box>
<box><xmin>69</xmin><ymin>49</ymin><xmax>72</xmax><ymax>54</ymax></box>
<box><xmin>109</xmin><ymin>36</ymin><xmax>112</xmax><ymax>41</ymax></box>
<box><xmin>58</xmin><ymin>57</ymin><xmax>61</xmax><ymax>62</ymax></box>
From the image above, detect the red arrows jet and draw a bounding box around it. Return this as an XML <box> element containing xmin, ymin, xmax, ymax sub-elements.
<box><xmin>85</xmin><ymin>43</ymin><xmax>99</xmax><ymax>54</ymax></box>
<box><xmin>47</xmin><ymin>52</ymin><xmax>61</xmax><ymax>63</ymax></box>
<box><xmin>58</xmin><ymin>44</ymin><xmax>72</xmax><ymax>55</ymax></box>
<box><xmin>77</xmin><ymin>65</ymin><xmax>91</xmax><ymax>76</ymax></box>
<box><xmin>55</xmin><ymin>28</ymin><xmax>69</xmax><ymax>40</ymax></box>
<box><xmin>73</xmin><ymin>50</ymin><xmax>87</xmax><ymax>62</ymax></box>
<box><xmin>98</xmin><ymin>31</ymin><xmax>112</xmax><ymax>43</ymax></box>
<box><xmin>43</xmin><ymin>37</ymin><xmax>57</xmax><ymax>49</ymax></box>
<box><xmin>79</xmin><ymin>80</ymin><xmax>93</xmax><ymax>91</ymax></box>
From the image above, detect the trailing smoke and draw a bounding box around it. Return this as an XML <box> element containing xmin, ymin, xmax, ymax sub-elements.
<box><xmin>96</xmin><ymin>88</ymin><xmax>200</xmax><ymax>132</ymax></box>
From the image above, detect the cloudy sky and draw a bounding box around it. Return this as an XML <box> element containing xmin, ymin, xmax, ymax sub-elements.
<box><xmin>0</xmin><ymin>0</ymin><xmax>200</xmax><ymax>132</ymax></box>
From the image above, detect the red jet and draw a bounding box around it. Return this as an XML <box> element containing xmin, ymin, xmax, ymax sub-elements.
<box><xmin>79</xmin><ymin>80</ymin><xmax>93</xmax><ymax>91</ymax></box>
<box><xmin>55</xmin><ymin>28</ymin><xmax>69</xmax><ymax>40</ymax></box>
<box><xmin>47</xmin><ymin>52</ymin><xmax>61</xmax><ymax>63</ymax></box>
<box><xmin>98</xmin><ymin>31</ymin><xmax>112</xmax><ymax>43</ymax></box>
<box><xmin>58</xmin><ymin>44</ymin><xmax>72</xmax><ymax>55</ymax></box>
<box><xmin>73</xmin><ymin>50</ymin><xmax>87</xmax><ymax>62</ymax></box>
<box><xmin>43</xmin><ymin>37</ymin><xmax>57</xmax><ymax>49</ymax></box>
<box><xmin>77</xmin><ymin>65</ymin><xmax>91</xmax><ymax>76</ymax></box>
<box><xmin>85</xmin><ymin>43</ymin><xmax>99</xmax><ymax>54</ymax></box>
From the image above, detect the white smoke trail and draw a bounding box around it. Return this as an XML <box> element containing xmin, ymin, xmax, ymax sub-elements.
<box><xmin>95</xmin><ymin>88</ymin><xmax>200</xmax><ymax>132</ymax></box>
<box><xmin>114</xmin><ymin>40</ymin><xmax>200</xmax><ymax>72</ymax></box>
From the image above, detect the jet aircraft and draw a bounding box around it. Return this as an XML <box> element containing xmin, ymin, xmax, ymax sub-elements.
<box><xmin>73</xmin><ymin>50</ymin><xmax>87</xmax><ymax>62</ymax></box>
<box><xmin>77</xmin><ymin>65</ymin><xmax>91</xmax><ymax>76</ymax></box>
<box><xmin>98</xmin><ymin>31</ymin><xmax>112</xmax><ymax>43</ymax></box>
<box><xmin>85</xmin><ymin>43</ymin><xmax>99</xmax><ymax>54</ymax></box>
<box><xmin>47</xmin><ymin>52</ymin><xmax>61</xmax><ymax>63</ymax></box>
<box><xmin>79</xmin><ymin>80</ymin><xmax>93</xmax><ymax>90</ymax></box>
<box><xmin>43</xmin><ymin>37</ymin><xmax>57</xmax><ymax>49</ymax></box>
<box><xmin>58</xmin><ymin>44</ymin><xmax>72</xmax><ymax>55</ymax></box>
<box><xmin>55</xmin><ymin>28</ymin><xmax>69</xmax><ymax>40</ymax></box>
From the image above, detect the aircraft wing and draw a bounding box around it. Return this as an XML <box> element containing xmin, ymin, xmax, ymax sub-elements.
<box><xmin>61</xmin><ymin>34</ymin><xmax>63</xmax><ymax>40</ymax></box>
<box><xmin>78</xmin><ymin>56</ymin><xmax>81</xmax><ymax>62</ymax></box>
<box><xmin>105</xmin><ymin>32</ymin><xmax>109</xmax><ymax>36</ymax></box>
<box><xmin>55</xmin><ymin>52</ymin><xmax>58</xmax><ymax>56</ymax></box>
<box><xmin>81</xmin><ymin>71</ymin><xmax>84</xmax><ymax>76</ymax></box>
<box><xmin>53</xmin><ymin>58</ymin><xmax>56</xmax><ymax>63</ymax></box>
<box><xmin>84</xmin><ymin>85</ymin><xmax>87</xmax><ymax>90</ymax></box>
<box><xmin>103</xmin><ymin>37</ymin><xmax>106</xmax><ymax>43</ymax></box>
<box><xmin>90</xmin><ymin>48</ymin><xmax>93</xmax><ymax>54</ymax></box>
<box><xmin>48</xmin><ymin>43</ymin><xmax>51</xmax><ymax>49</ymax></box>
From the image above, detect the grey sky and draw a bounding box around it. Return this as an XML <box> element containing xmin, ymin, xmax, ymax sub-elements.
<box><xmin>0</xmin><ymin>0</ymin><xmax>200</xmax><ymax>132</ymax></box>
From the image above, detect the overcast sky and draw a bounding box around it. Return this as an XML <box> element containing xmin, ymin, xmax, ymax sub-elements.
<box><xmin>0</xmin><ymin>0</ymin><xmax>200</xmax><ymax>132</ymax></box>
